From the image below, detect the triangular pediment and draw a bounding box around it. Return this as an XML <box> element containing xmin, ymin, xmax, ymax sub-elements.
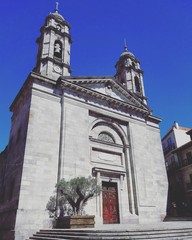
<box><xmin>61</xmin><ymin>76</ymin><xmax>150</xmax><ymax>112</ymax></box>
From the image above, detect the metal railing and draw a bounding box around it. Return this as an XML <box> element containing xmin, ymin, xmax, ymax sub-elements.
<box><xmin>180</xmin><ymin>158</ymin><xmax>192</xmax><ymax>168</ymax></box>
<box><xmin>167</xmin><ymin>158</ymin><xmax>192</xmax><ymax>172</ymax></box>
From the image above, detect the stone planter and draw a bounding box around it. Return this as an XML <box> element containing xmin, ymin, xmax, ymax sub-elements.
<box><xmin>56</xmin><ymin>215</ymin><xmax>95</xmax><ymax>229</ymax></box>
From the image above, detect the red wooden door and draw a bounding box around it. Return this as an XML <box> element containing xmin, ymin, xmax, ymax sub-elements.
<box><xmin>102</xmin><ymin>182</ymin><xmax>119</xmax><ymax>224</ymax></box>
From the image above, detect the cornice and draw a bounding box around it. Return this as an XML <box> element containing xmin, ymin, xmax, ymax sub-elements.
<box><xmin>40</xmin><ymin>56</ymin><xmax>71</xmax><ymax>71</ymax></box>
<box><xmin>59</xmin><ymin>76</ymin><xmax>150</xmax><ymax>112</ymax></box>
<box><xmin>89</xmin><ymin>136</ymin><xmax>125</xmax><ymax>148</ymax></box>
<box><xmin>92</xmin><ymin>167</ymin><xmax>126</xmax><ymax>177</ymax></box>
<box><xmin>116</xmin><ymin>65</ymin><xmax>143</xmax><ymax>74</ymax></box>
<box><xmin>10</xmin><ymin>72</ymin><xmax>56</xmax><ymax>112</ymax></box>
<box><xmin>147</xmin><ymin>114</ymin><xmax>162</xmax><ymax>124</ymax></box>
<box><xmin>31</xmin><ymin>71</ymin><xmax>57</xmax><ymax>84</ymax></box>
<box><xmin>44</xmin><ymin>26</ymin><xmax>72</xmax><ymax>42</ymax></box>
<box><xmin>9</xmin><ymin>74</ymin><xmax>32</xmax><ymax>112</ymax></box>
<box><xmin>10</xmin><ymin>72</ymin><xmax>161</xmax><ymax>123</ymax></box>
<box><xmin>115</xmin><ymin>55</ymin><xmax>140</xmax><ymax>67</ymax></box>
<box><xmin>57</xmin><ymin>77</ymin><xmax>151</xmax><ymax>115</ymax></box>
<box><xmin>37</xmin><ymin>27</ymin><xmax>72</xmax><ymax>45</ymax></box>
<box><xmin>45</xmin><ymin>15</ymin><xmax>71</xmax><ymax>29</ymax></box>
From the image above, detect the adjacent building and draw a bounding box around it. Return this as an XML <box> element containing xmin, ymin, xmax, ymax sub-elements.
<box><xmin>0</xmin><ymin>6</ymin><xmax>168</xmax><ymax>240</ymax></box>
<box><xmin>162</xmin><ymin>122</ymin><xmax>192</xmax><ymax>216</ymax></box>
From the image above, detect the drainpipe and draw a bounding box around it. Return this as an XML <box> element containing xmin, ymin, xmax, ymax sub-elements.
<box><xmin>56</xmin><ymin>90</ymin><xmax>65</xmax><ymax>217</ymax></box>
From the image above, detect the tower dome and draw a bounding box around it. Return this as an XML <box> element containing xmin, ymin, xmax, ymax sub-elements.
<box><xmin>49</xmin><ymin>11</ymin><xmax>65</xmax><ymax>22</ymax></box>
<box><xmin>115</xmin><ymin>43</ymin><xmax>147</xmax><ymax>104</ymax></box>
<box><xmin>48</xmin><ymin>2</ymin><xmax>65</xmax><ymax>22</ymax></box>
<box><xmin>120</xmin><ymin>45</ymin><xmax>135</xmax><ymax>58</ymax></box>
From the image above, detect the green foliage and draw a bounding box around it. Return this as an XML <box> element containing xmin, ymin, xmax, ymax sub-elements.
<box><xmin>50</xmin><ymin>176</ymin><xmax>101</xmax><ymax>216</ymax></box>
<box><xmin>46</xmin><ymin>196</ymin><xmax>56</xmax><ymax>218</ymax></box>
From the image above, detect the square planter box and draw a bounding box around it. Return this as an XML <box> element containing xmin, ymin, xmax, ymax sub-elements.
<box><xmin>56</xmin><ymin>215</ymin><xmax>95</xmax><ymax>229</ymax></box>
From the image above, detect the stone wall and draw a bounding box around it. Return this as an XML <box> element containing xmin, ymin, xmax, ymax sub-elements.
<box><xmin>130</xmin><ymin>121</ymin><xmax>168</xmax><ymax>223</ymax></box>
<box><xmin>14</xmin><ymin>83</ymin><xmax>61</xmax><ymax>240</ymax></box>
<box><xmin>0</xmin><ymin>84</ymin><xmax>31</xmax><ymax>240</ymax></box>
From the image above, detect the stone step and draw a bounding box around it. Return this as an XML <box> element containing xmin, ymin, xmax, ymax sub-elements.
<box><xmin>28</xmin><ymin>228</ymin><xmax>192</xmax><ymax>240</ymax></box>
<box><xmin>38</xmin><ymin>228</ymin><xmax>192</xmax><ymax>236</ymax></box>
<box><xmin>29</xmin><ymin>235</ymin><xmax>192</xmax><ymax>240</ymax></box>
<box><xmin>39</xmin><ymin>228</ymin><xmax>192</xmax><ymax>234</ymax></box>
<box><xmin>164</xmin><ymin>217</ymin><xmax>192</xmax><ymax>221</ymax></box>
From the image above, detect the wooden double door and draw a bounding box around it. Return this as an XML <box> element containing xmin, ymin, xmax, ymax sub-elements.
<box><xmin>102</xmin><ymin>182</ymin><xmax>120</xmax><ymax>224</ymax></box>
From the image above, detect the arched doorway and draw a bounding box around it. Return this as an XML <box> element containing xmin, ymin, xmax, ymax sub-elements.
<box><xmin>89</xmin><ymin>118</ymin><xmax>138</xmax><ymax>224</ymax></box>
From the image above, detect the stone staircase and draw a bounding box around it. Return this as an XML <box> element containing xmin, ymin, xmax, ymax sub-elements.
<box><xmin>28</xmin><ymin>227</ymin><xmax>192</xmax><ymax>240</ymax></box>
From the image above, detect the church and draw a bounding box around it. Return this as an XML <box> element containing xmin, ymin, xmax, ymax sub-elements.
<box><xmin>0</xmin><ymin>5</ymin><xmax>168</xmax><ymax>240</ymax></box>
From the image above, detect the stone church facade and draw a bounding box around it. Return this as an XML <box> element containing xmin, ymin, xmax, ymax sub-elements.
<box><xmin>0</xmin><ymin>6</ymin><xmax>168</xmax><ymax>240</ymax></box>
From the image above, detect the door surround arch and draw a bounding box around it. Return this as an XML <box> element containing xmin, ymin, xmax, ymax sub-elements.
<box><xmin>89</xmin><ymin>118</ymin><xmax>138</xmax><ymax>223</ymax></box>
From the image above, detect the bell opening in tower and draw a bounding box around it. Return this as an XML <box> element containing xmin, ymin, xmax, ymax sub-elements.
<box><xmin>54</xmin><ymin>40</ymin><xmax>62</xmax><ymax>59</ymax></box>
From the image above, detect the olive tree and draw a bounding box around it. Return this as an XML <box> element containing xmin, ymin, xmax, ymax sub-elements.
<box><xmin>47</xmin><ymin>176</ymin><xmax>101</xmax><ymax>216</ymax></box>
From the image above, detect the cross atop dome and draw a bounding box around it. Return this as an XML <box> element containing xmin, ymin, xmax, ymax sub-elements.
<box><xmin>55</xmin><ymin>2</ymin><xmax>59</xmax><ymax>13</ymax></box>
<box><xmin>124</xmin><ymin>38</ymin><xmax>128</xmax><ymax>52</ymax></box>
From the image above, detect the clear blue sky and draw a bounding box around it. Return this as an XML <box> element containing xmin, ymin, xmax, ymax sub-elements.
<box><xmin>1</xmin><ymin>0</ymin><xmax>192</xmax><ymax>151</ymax></box>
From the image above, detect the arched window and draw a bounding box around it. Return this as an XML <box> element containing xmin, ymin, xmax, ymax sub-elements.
<box><xmin>54</xmin><ymin>40</ymin><xmax>62</xmax><ymax>59</ymax></box>
<box><xmin>98</xmin><ymin>132</ymin><xmax>115</xmax><ymax>143</ymax></box>
<box><xmin>134</xmin><ymin>76</ymin><xmax>141</xmax><ymax>93</ymax></box>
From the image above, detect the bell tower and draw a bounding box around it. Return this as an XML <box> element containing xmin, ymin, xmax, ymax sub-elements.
<box><xmin>34</xmin><ymin>3</ymin><xmax>72</xmax><ymax>80</ymax></box>
<box><xmin>115</xmin><ymin>43</ymin><xmax>147</xmax><ymax>104</ymax></box>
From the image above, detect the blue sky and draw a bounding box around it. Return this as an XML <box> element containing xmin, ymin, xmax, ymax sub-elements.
<box><xmin>1</xmin><ymin>0</ymin><xmax>192</xmax><ymax>151</ymax></box>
